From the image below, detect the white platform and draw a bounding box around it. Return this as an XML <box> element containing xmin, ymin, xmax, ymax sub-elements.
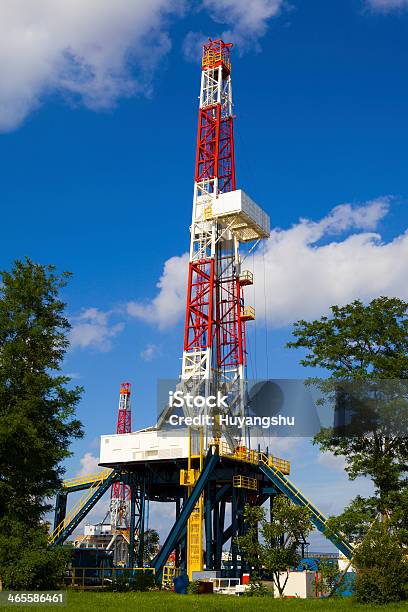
<box><xmin>100</xmin><ymin>429</ymin><xmax>189</xmax><ymax>465</ymax></box>
<box><xmin>195</xmin><ymin>189</ymin><xmax>270</xmax><ymax>242</ymax></box>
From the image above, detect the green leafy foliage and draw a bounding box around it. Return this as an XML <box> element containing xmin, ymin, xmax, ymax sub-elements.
<box><xmin>236</xmin><ymin>497</ymin><xmax>312</xmax><ymax>597</ymax></box>
<box><xmin>287</xmin><ymin>297</ymin><xmax>408</xmax><ymax>509</ymax></box>
<box><xmin>315</xmin><ymin>559</ymin><xmax>346</xmax><ymax>597</ymax></box>
<box><xmin>287</xmin><ymin>297</ymin><xmax>408</xmax><ymax>379</ymax></box>
<box><xmin>243</xmin><ymin>574</ymin><xmax>271</xmax><ymax>597</ymax></box>
<box><xmin>142</xmin><ymin>529</ymin><xmax>160</xmax><ymax>565</ymax></box>
<box><xmin>107</xmin><ymin>571</ymin><xmax>156</xmax><ymax>592</ymax></box>
<box><xmin>0</xmin><ymin>521</ymin><xmax>69</xmax><ymax>590</ymax></box>
<box><xmin>353</xmin><ymin>521</ymin><xmax>408</xmax><ymax>604</ymax></box>
<box><xmin>0</xmin><ymin>258</ymin><xmax>83</xmax><ymax>588</ymax></box>
<box><xmin>186</xmin><ymin>580</ymin><xmax>200</xmax><ymax>594</ymax></box>
<box><xmin>288</xmin><ymin>296</ymin><xmax>408</xmax><ymax>603</ymax></box>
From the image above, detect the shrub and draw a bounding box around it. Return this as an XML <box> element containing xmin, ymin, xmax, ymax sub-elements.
<box><xmin>355</xmin><ymin>566</ymin><xmax>408</xmax><ymax>605</ymax></box>
<box><xmin>107</xmin><ymin>571</ymin><xmax>155</xmax><ymax>592</ymax></box>
<box><xmin>353</xmin><ymin>522</ymin><xmax>408</xmax><ymax>604</ymax></box>
<box><xmin>244</xmin><ymin>574</ymin><xmax>271</xmax><ymax>597</ymax></box>
<box><xmin>0</xmin><ymin>522</ymin><xmax>69</xmax><ymax>590</ymax></box>
<box><xmin>186</xmin><ymin>580</ymin><xmax>200</xmax><ymax>594</ymax></box>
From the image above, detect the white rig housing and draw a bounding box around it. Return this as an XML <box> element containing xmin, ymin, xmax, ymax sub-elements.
<box><xmin>84</xmin><ymin>523</ymin><xmax>112</xmax><ymax>536</ymax></box>
<box><xmin>212</xmin><ymin>190</ymin><xmax>270</xmax><ymax>241</ymax></box>
<box><xmin>194</xmin><ymin>189</ymin><xmax>270</xmax><ymax>242</ymax></box>
<box><xmin>100</xmin><ymin>429</ymin><xmax>189</xmax><ymax>465</ymax></box>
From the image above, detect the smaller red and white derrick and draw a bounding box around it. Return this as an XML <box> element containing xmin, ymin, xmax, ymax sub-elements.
<box><xmin>110</xmin><ymin>382</ymin><xmax>132</xmax><ymax>529</ymax></box>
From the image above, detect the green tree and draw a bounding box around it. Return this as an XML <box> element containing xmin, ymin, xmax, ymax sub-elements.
<box><xmin>236</xmin><ymin>497</ymin><xmax>312</xmax><ymax>597</ymax></box>
<box><xmin>141</xmin><ymin>528</ymin><xmax>160</xmax><ymax>564</ymax></box>
<box><xmin>287</xmin><ymin>297</ymin><xmax>408</xmax><ymax>603</ymax></box>
<box><xmin>0</xmin><ymin>523</ymin><xmax>69</xmax><ymax>590</ymax></box>
<box><xmin>315</xmin><ymin>559</ymin><xmax>347</xmax><ymax>598</ymax></box>
<box><xmin>0</xmin><ymin>258</ymin><xmax>83</xmax><ymax>588</ymax></box>
<box><xmin>352</xmin><ymin>520</ymin><xmax>408</xmax><ymax>604</ymax></box>
<box><xmin>287</xmin><ymin>297</ymin><xmax>408</xmax><ymax>520</ymax></box>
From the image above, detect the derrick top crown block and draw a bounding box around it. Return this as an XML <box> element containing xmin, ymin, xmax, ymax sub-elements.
<box><xmin>201</xmin><ymin>38</ymin><xmax>232</xmax><ymax>75</ymax></box>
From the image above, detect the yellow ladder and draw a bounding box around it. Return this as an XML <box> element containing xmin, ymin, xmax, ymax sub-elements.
<box><xmin>186</xmin><ymin>429</ymin><xmax>204</xmax><ymax>579</ymax></box>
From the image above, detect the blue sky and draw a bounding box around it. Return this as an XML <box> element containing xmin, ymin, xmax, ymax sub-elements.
<box><xmin>0</xmin><ymin>0</ymin><xmax>407</xmax><ymax>548</ymax></box>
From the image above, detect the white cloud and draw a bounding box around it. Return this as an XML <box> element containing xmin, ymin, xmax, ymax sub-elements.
<box><xmin>366</xmin><ymin>0</ymin><xmax>408</xmax><ymax>11</ymax></box>
<box><xmin>128</xmin><ymin>196</ymin><xmax>408</xmax><ymax>330</ymax></box>
<box><xmin>0</xmin><ymin>0</ymin><xmax>289</xmax><ymax>130</ymax></box>
<box><xmin>252</xmin><ymin>435</ymin><xmax>304</xmax><ymax>459</ymax></box>
<box><xmin>317</xmin><ymin>452</ymin><xmax>346</xmax><ymax>472</ymax></box>
<box><xmin>140</xmin><ymin>343</ymin><xmax>160</xmax><ymax>362</ymax></box>
<box><xmin>203</xmin><ymin>0</ymin><xmax>285</xmax><ymax>49</ymax></box>
<box><xmin>183</xmin><ymin>0</ymin><xmax>286</xmax><ymax>59</ymax></box>
<box><xmin>127</xmin><ymin>253</ymin><xmax>189</xmax><ymax>329</ymax></box>
<box><xmin>316</xmin><ymin>197</ymin><xmax>389</xmax><ymax>234</ymax></box>
<box><xmin>0</xmin><ymin>0</ymin><xmax>184</xmax><ymax>131</ymax></box>
<box><xmin>77</xmin><ymin>452</ymin><xmax>100</xmax><ymax>477</ymax></box>
<box><xmin>248</xmin><ymin>196</ymin><xmax>408</xmax><ymax>327</ymax></box>
<box><xmin>70</xmin><ymin>307</ymin><xmax>124</xmax><ymax>352</ymax></box>
<box><xmin>182</xmin><ymin>31</ymin><xmax>209</xmax><ymax>62</ymax></box>
<box><xmin>64</xmin><ymin>372</ymin><xmax>81</xmax><ymax>380</ymax></box>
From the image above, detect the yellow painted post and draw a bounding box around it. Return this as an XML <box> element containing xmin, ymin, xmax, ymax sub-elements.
<box><xmin>186</xmin><ymin>428</ymin><xmax>204</xmax><ymax>580</ymax></box>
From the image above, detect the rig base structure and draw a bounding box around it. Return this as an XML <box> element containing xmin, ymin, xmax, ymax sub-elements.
<box><xmin>50</xmin><ymin>441</ymin><xmax>353</xmax><ymax>583</ymax></box>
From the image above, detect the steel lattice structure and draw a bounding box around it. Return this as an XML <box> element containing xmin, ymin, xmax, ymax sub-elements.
<box><xmin>110</xmin><ymin>382</ymin><xmax>132</xmax><ymax>528</ymax></box>
<box><xmin>181</xmin><ymin>40</ymin><xmax>249</xmax><ymax>448</ymax></box>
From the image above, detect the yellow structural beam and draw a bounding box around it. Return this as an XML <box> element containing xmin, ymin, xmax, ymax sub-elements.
<box><xmin>186</xmin><ymin>429</ymin><xmax>204</xmax><ymax>580</ymax></box>
<box><xmin>180</xmin><ymin>468</ymin><xmax>200</xmax><ymax>487</ymax></box>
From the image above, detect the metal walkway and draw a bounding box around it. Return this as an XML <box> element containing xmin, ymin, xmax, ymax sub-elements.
<box><xmin>258</xmin><ymin>454</ymin><xmax>353</xmax><ymax>559</ymax></box>
<box><xmin>49</xmin><ymin>470</ymin><xmax>117</xmax><ymax>547</ymax></box>
<box><xmin>62</xmin><ymin>468</ymin><xmax>113</xmax><ymax>492</ymax></box>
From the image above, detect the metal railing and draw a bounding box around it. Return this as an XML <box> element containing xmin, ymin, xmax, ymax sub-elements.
<box><xmin>203</xmin><ymin>205</ymin><xmax>213</xmax><ymax>220</ymax></box>
<box><xmin>259</xmin><ymin>452</ymin><xmax>291</xmax><ymax>475</ymax></box>
<box><xmin>64</xmin><ymin>566</ymin><xmax>155</xmax><ymax>589</ymax></box>
<box><xmin>49</xmin><ymin>471</ymin><xmax>112</xmax><ymax>545</ymax></box>
<box><xmin>63</xmin><ymin>469</ymin><xmax>112</xmax><ymax>490</ymax></box>
<box><xmin>214</xmin><ymin>440</ymin><xmax>258</xmax><ymax>464</ymax></box>
<box><xmin>233</xmin><ymin>475</ymin><xmax>258</xmax><ymax>491</ymax></box>
<box><xmin>213</xmin><ymin>441</ymin><xmax>291</xmax><ymax>475</ymax></box>
<box><xmin>162</xmin><ymin>565</ymin><xmax>181</xmax><ymax>588</ymax></box>
<box><xmin>241</xmin><ymin>306</ymin><xmax>255</xmax><ymax>320</ymax></box>
<box><xmin>239</xmin><ymin>270</ymin><xmax>254</xmax><ymax>286</ymax></box>
<box><xmin>202</xmin><ymin>50</ymin><xmax>231</xmax><ymax>71</ymax></box>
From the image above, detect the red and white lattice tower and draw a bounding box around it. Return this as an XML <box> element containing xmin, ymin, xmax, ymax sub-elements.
<box><xmin>158</xmin><ymin>39</ymin><xmax>269</xmax><ymax>450</ymax></box>
<box><xmin>110</xmin><ymin>382</ymin><xmax>132</xmax><ymax>528</ymax></box>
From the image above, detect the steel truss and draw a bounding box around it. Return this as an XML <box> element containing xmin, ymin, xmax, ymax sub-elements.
<box><xmin>110</xmin><ymin>383</ymin><xmax>132</xmax><ymax>531</ymax></box>
<box><xmin>178</xmin><ymin>39</ymin><xmax>248</xmax><ymax>449</ymax></box>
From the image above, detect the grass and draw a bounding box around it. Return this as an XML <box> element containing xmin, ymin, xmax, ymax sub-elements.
<box><xmin>4</xmin><ymin>591</ymin><xmax>408</xmax><ymax>612</ymax></box>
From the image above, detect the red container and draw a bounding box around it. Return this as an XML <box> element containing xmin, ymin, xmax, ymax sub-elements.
<box><xmin>242</xmin><ymin>573</ymin><xmax>250</xmax><ymax>585</ymax></box>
